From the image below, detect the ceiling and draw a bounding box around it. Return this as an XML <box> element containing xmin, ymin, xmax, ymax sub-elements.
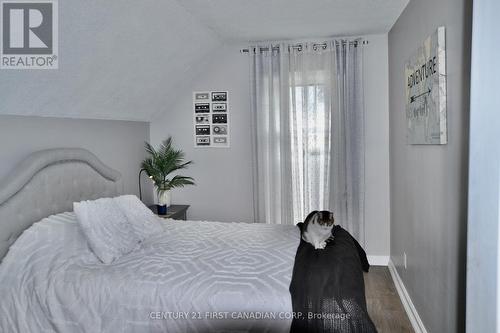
<box><xmin>0</xmin><ymin>0</ymin><xmax>408</xmax><ymax>121</ymax></box>
<box><xmin>175</xmin><ymin>0</ymin><xmax>409</xmax><ymax>42</ymax></box>
<box><xmin>0</xmin><ymin>0</ymin><xmax>222</xmax><ymax>121</ymax></box>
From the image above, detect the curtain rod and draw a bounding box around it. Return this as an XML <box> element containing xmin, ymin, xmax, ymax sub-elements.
<box><xmin>240</xmin><ymin>40</ymin><xmax>368</xmax><ymax>54</ymax></box>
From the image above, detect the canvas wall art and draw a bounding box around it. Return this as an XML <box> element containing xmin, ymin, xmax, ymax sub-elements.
<box><xmin>405</xmin><ymin>26</ymin><xmax>447</xmax><ymax>144</ymax></box>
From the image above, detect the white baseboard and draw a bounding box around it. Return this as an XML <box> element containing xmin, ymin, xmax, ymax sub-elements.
<box><xmin>367</xmin><ymin>255</ymin><xmax>389</xmax><ymax>266</ymax></box>
<box><xmin>388</xmin><ymin>260</ymin><xmax>428</xmax><ymax>333</ymax></box>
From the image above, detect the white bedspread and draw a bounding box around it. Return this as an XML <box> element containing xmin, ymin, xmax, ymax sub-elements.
<box><xmin>0</xmin><ymin>212</ymin><xmax>300</xmax><ymax>333</ymax></box>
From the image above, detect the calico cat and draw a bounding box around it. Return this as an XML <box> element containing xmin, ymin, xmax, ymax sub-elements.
<box><xmin>301</xmin><ymin>210</ymin><xmax>335</xmax><ymax>250</ymax></box>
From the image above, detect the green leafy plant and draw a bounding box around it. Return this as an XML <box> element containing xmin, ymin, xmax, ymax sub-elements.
<box><xmin>141</xmin><ymin>137</ymin><xmax>195</xmax><ymax>195</ymax></box>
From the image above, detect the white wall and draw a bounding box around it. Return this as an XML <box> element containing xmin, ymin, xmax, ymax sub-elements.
<box><xmin>363</xmin><ymin>34</ymin><xmax>391</xmax><ymax>257</ymax></box>
<box><xmin>0</xmin><ymin>115</ymin><xmax>153</xmax><ymax>204</ymax></box>
<box><xmin>150</xmin><ymin>35</ymin><xmax>391</xmax><ymax>257</ymax></box>
<box><xmin>466</xmin><ymin>0</ymin><xmax>500</xmax><ymax>331</ymax></box>
<box><xmin>150</xmin><ymin>44</ymin><xmax>254</xmax><ymax>223</ymax></box>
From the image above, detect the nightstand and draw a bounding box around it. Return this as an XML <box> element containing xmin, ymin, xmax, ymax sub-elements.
<box><xmin>149</xmin><ymin>205</ymin><xmax>190</xmax><ymax>220</ymax></box>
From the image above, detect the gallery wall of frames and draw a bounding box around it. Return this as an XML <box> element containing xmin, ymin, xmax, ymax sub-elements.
<box><xmin>193</xmin><ymin>91</ymin><xmax>230</xmax><ymax>148</ymax></box>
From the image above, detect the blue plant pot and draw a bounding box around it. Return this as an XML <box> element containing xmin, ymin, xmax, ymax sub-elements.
<box><xmin>157</xmin><ymin>205</ymin><xmax>167</xmax><ymax>215</ymax></box>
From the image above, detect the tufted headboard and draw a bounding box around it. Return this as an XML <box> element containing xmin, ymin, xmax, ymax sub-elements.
<box><xmin>0</xmin><ymin>148</ymin><xmax>123</xmax><ymax>261</ymax></box>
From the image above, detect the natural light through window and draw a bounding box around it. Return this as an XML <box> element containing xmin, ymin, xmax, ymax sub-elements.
<box><xmin>290</xmin><ymin>84</ymin><xmax>331</xmax><ymax>223</ymax></box>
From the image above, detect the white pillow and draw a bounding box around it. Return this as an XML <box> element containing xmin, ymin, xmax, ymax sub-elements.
<box><xmin>113</xmin><ymin>195</ymin><xmax>163</xmax><ymax>241</ymax></box>
<box><xmin>74</xmin><ymin>197</ymin><xmax>140</xmax><ymax>264</ymax></box>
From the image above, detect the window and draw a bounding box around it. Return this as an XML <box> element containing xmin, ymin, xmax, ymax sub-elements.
<box><xmin>290</xmin><ymin>84</ymin><xmax>331</xmax><ymax>223</ymax></box>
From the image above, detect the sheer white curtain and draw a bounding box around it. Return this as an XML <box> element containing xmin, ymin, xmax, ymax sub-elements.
<box><xmin>249</xmin><ymin>40</ymin><xmax>365</xmax><ymax>244</ymax></box>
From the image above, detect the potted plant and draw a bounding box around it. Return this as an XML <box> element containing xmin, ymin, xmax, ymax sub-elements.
<box><xmin>141</xmin><ymin>137</ymin><xmax>195</xmax><ymax>215</ymax></box>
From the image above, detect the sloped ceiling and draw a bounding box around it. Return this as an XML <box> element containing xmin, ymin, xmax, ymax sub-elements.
<box><xmin>0</xmin><ymin>0</ymin><xmax>408</xmax><ymax>121</ymax></box>
<box><xmin>175</xmin><ymin>0</ymin><xmax>409</xmax><ymax>42</ymax></box>
<box><xmin>0</xmin><ymin>0</ymin><xmax>223</xmax><ymax>121</ymax></box>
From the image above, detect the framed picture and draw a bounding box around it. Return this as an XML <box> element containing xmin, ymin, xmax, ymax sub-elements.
<box><xmin>194</xmin><ymin>92</ymin><xmax>210</xmax><ymax>101</ymax></box>
<box><xmin>212</xmin><ymin>103</ymin><xmax>227</xmax><ymax>112</ymax></box>
<box><xmin>211</xmin><ymin>92</ymin><xmax>227</xmax><ymax>102</ymax></box>
<box><xmin>194</xmin><ymin>103</ymin><xmax>210</xmax><ymax>113</ymax></box>
<box><xmin>193</xmin><ymin>91</ymin><xmax>229</xmax><ymax>148</ymax></box>
<box><xmin>405</xmin><ymin>26</ymin><xmax>447</xmax><ymax>144</ymax></box>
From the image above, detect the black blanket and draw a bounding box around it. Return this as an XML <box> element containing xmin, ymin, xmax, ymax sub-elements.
<box><xmin>289</xmin><ymin>224</ymin><xmax>377</xmax><ymax>333</ymax></box>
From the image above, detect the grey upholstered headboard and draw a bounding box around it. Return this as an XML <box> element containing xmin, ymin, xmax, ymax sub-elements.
<box><xmin>0</xmin><ymin>148</ymin><xmax>123</xmax><ymax>261</ymax></box>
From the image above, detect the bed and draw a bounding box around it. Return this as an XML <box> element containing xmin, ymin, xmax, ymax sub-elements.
<box><xmin>0</xmin><ymin>148</ymin><xmax>375</xmax><ymax>333</ymax></box>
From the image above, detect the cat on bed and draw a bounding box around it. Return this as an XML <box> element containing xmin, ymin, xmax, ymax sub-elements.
<box><xmin>301</xmin><ymin>210</ymin><xmax>335</xmax><ymax>250</ymax></box>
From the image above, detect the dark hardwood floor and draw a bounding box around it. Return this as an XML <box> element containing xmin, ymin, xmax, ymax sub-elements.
<box><xmin>364</xmin><ymin>266</ymin><xmax>414</xmax><ymax>333</ymax></box>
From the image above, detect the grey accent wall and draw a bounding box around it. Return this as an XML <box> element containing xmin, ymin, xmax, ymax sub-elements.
<box><xmin>0</xmin><ymin>115</ymin><xmax>153</xmax><ymax>204</ymax></box>
<box><xmin>388</xmin><ymin>0</ymin><xmax>472</xmax><ymax>332</ymax></box>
